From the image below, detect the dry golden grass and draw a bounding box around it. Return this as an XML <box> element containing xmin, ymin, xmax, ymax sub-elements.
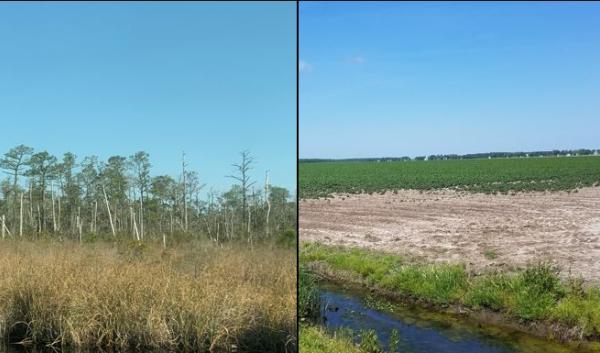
<box><xmin>0</xmin><ymin>239</ymin><xmax>296</xmax><ymax>352</ymax></box>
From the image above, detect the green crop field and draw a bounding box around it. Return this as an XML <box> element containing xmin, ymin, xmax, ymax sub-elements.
<box><xmin>300</xmin><ymin>156</ymin><xmax>600</xmax><ymax>198</ymax></box>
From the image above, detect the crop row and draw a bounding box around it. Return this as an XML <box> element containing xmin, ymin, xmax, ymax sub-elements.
<box><xmin>299</xmin><ymin>156</ymin><xmax>600</xmax><ymax>198</ymax></box>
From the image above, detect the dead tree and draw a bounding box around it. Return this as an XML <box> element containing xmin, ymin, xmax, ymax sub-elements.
<box><xmin>19</xmin><ymin>192</ymin><xmax>23</xmax><ymax>237</ymax></box>
<box><xmin>264</xmin><ymin>170</ymin><xmax>271</xmax><ymax>237</ymax></box>
<box><xmin>102</xmin><ymin>185</ymin><xmax>116</xmax><ymax>237</ymax></box>
<box><xmin>182</xmin><ymin>151</ymin><xmax>188</xmax><ymax>232</ymax></box>
<box><xmin>51</xmin><ymin>182</ymin><xmax>57</xmax><ymax>232</ymax></box>
<box><xmin>227</xmin><ymin>150</ymin><xmax>255</xmax><ymax>238</ymax></box>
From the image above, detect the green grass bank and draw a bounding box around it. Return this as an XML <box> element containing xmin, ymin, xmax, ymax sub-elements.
<box><xmin>301</xmin><ymin>243</ymin><xmax>600</xmax><ymax>341</ymax></box>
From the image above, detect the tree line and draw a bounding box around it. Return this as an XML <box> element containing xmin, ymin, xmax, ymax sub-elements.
<box><xmin>300</xmin><ymin>148</ymin><xmax>600</xmax><ymax>163</ymax></box>
<box><xmin>0</xmin><ymin>145</ymin><xmax>296</xmax><ymax>245</ymax></box>
<box><xmin>424</xmin><ymin>148</ymin><xmax>600</xmax><ymax>161</ymax></box>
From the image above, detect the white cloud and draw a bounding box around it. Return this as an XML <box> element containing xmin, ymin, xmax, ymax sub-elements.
<box><xmin>299</xmin><ymin>59</ymin><xmax>313</xmax><ymax>73</ymax></box>
<box><xmin>350</xmin><ymin>55</ymin><xmax>365</xmax><ymax>64</ymax></box>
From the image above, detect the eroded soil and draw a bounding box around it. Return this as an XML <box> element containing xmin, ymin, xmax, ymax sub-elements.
<box><xmin>300</xmin><ymin>187</ymin><xmax>600</xmax><ymax>283</ymax></box>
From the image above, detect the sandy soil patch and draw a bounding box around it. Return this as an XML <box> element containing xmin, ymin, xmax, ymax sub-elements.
<box><xmin>300</xmin><ymin>187</ymin><xmax>600</xmax><ymax>283</ymax></box>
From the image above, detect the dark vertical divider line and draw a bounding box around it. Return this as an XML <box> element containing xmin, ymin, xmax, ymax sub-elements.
<box><xmin>295</xmin><ymin>0</ymin><xmax>300</xmax><ymax>351</ymax></box>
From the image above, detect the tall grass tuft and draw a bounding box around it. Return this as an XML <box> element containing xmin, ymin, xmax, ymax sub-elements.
<box><xmin>358</xmin><ymin>329</ymin><xmax>383</xmax><ymax>353</ymax></box>
<box><xmin>299</xmin><ymin>325</ymin><xmax>361</xmax><ymax>353</ymax></box>
<box><xmin>299</xmin><ymin>267</ymin><xmax>320</xmax><ymax>320</ymax></box>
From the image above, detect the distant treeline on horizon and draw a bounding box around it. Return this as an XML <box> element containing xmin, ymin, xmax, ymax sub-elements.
<box><xmin>300</xmin><ymin>148</ymin><xmax>600</xmax><ymax>163</ymax></box>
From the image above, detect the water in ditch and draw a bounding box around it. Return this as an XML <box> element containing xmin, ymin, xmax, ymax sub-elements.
<box><xmin>320</xmin><ymin>282</ymin><xmax>600</xmax><ymax>353</ymax></box>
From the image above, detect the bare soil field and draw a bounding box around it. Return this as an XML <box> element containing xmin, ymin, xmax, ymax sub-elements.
<box><xmin>300</xmin><ymin>187</ymin><xmax>600</xmax><ymax>283</ymax></box>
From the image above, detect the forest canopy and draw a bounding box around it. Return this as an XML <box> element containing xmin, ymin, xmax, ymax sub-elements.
<box><xmin>0</xmin><ymin>145</ymin><xmax>296</xmax><ymax>244</ymax></box>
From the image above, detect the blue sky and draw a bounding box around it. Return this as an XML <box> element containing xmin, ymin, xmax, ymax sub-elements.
<box><xmin>0</xmin><ymin>2</ymin><xmax>296</xmax><ymax>195</ymax></box>
<box><xmin>300</xmin><ymin>2</ymin><xmax>600</xmax><ymax>158</ymax></box>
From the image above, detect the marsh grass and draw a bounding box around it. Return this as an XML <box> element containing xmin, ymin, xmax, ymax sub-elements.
<box><xmin>302</xmin><ymin>243</ymin><xmax>600</xmax><ymax>339</ymax></box>
<box><xmin>0</xmin><ymin>239</ymin><xmax>296</xmax><ymax>352</ymax></box>
<box><xmin>299</xmin><ymin>325</ymin><xmax>360</xmax><ymax>353</ymax></box>
<box><xmin>358</xmin><ymin>329</ymin><xmax>383</xmax><ymax>353</ymax></box>
<box><xmin>301</xmin><ymin>245</ymin><xmax>400</xmax><ymax>285</ymax></box>
<box><xmin>299</xmin><ymin>267</ymin><xmax>320</xmax><ymax>320</ymax></box>
<box><xmin>380</xmin><ymin>264</ymin><xmax>467</xmax><ymax>305</ymax></box>
<box><xmin>299</xmin><ymin>325</ymin><xmax>390</xmax><ymax>353</ymax></box>
<box><xmin>550</xmin><ymin>284</ymin><xmax>600</xmax><ymax>337</ymax></box>
<box><xmin>299</xmin><ymin>260</ymin><xmax>380</xmax><ymax>353</ymax></box>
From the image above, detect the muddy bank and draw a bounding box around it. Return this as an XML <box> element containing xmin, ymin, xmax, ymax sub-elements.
<box><xmin>300</xmin><ymin>187</ymin><xmax>600</xmax><ymax>283</ymax></box>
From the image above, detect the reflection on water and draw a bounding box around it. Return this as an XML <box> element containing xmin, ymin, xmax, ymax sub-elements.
<box><xmin>0</xmin><ymin>345</ymin><xmax>50</xmax><ymax>353</ymax></box>
<box><xmin>321</xmin><ymin>283</ymin><xmax>600</xmax><ymax>353</ymax></box>
<box><xmin>0</xmin><ymin>344</ymin><xmax>167</xmax><ymax>353</ymax></box>
<box><xmin>0</xmin><ymin>346</ymin><xmax>89</xmax><ymax>353</ymax></box>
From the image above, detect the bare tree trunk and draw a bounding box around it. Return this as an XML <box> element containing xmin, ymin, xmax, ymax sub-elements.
<box><xmin>227</xmin><ymin>151</ymin><xmax>255</xmax><ymax>237</ymax></box>
<box><xmin>2</xmin><ymin>214</ymin><xmax>12</xmax><ymax>238</ymax></box>
<box><xmin>230</xmin><ymin>209</ymin><xmax>234</xmax><ymax>240</ymax></box>
<box><xmin>29</xmin><ymin>183</ymin><xmax>33</xmax><ymax>227</ymax></box>
<box><xmin>224</xmin><ymin>214</ymin><xmax>229</xmax><ymax>240</ymax></box>
<box><xmin>37</xmin><ymin>204</ymin><xmax>41</xmax><ymax>233</ymax></box>
<box><xmin>40</xmin><ymin>178</ymin><xmax>46</xmax><ymax>232</ymax></box>
<box><xmin>76</xmin><ymin>215</ymin><xmax>80</xmax><ymax>242</ymax></box>
<box><xmin>58</xmin><ymin>198</ymin><xmax>62</xmax><ymax>232</ymax></box>
<box><xmin>129</xmin><ymin>188</ymin><xmax>133</xmax><ymax>234</ymax></box>
<box><xmin>130</xmin><ymin>202</ymin><xmax>133</xmax><ymax>234</ymax></box>
<box><xmin>102</xmin><ymin>185</ymin><xmax>116</xmax><ymax>237</ymax></box>
<box><xmin>51</xmin><ymin>182</ymin><xmax>57</xmax><ymax>233</ymax></box>
<box><xmin>182</xmin><ymin>152</ymin><xmax>188</xmax><ymax>232</ymax></box>
<box><xmin>131</xmin><ymin>207</ymin><xmax>140</xmax><ymax>241</ymax></box>
<box><xmin>265</xmin><ymin>171</ymin><xmax>271</xmax><ymax>237</ymax></box>
<box><xmin>19</xmin><ymin>193</ymin><xmax>23</xmax><ymax>237</ymax></box>
<box><xmin>170</xmin><ymin>208</ymin><xmax>174</xmax><ymax>235</ymax></box>
<box><xmin>139</xmin><ymin>197</ymin><xmax>144</xmax><ymax>240</ymax></box>
<box><xmin>247</xmin><ymin>207</ymin><xmax>251</xmax><ymax>236</ymax></box>
<box><xmin>159</xmin><ymin>208</ymin><xmax>163</xmax><ymax>233</ymax></box>
<box><xmin>129</xmin><ymin>206</ymin><xmax>133</xmax><ymax>237</ymax></box>
<box><xmin>93</xmin><ymin>200</ymin><xmax>98</xmax><ymax>233</ymax></box>
<box><xmin>129</xmin><ymin>206</ymin><xmax>136</xmax><ymax>240</ymax></box>
<box><xmin>77</xmin><ymin>212</ymin><xmax>82</xmax><ymax>242</ymax></box>
<box><xmin>247</xmin><ymin>207</ymin><xmax>252</xmax><ymax>248</ymax></box>
<box><xmin>71</xmin><ymin>211</ymin><xmax>76</xmax><ymax>235</ymax></box>
<box><xmin>57</xmin><ymin>196</ymin><xmax>61</xmax><ymax>232</ymax></box>
<box><xmin>134</xmin><ymin>218</ymin><xmax>139</xmax><ymax>241</ymax></box>
<box><xmin>204</xmin><ymin>217</ymin><xmax>211</xmax><ymax>239</ymax></box>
